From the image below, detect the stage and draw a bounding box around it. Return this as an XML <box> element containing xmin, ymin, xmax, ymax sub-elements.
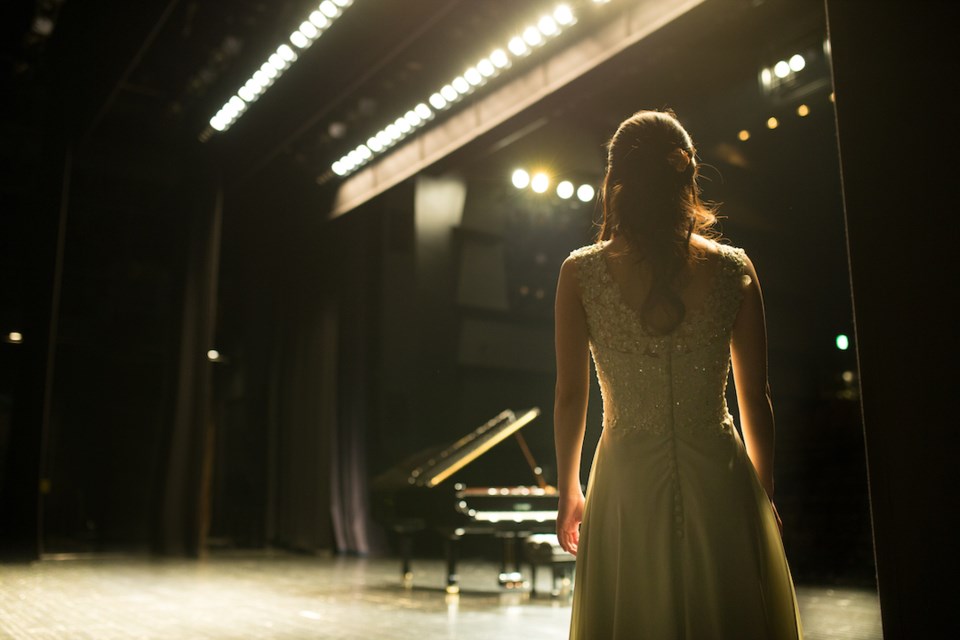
<box><xmin>1</xmin><ymin>552</ymin><xmax>881</xmax><ymax>639</ymax></box>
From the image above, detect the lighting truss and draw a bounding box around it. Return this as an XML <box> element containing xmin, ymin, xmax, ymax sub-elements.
<box><xmin>206</xmin><ymin>0</ymin><xmax>355</xmax><ymax>134</ymax></box>
<box><xmin>331</xmin><ymin>2</ymin><xmax>583</xmax><ymax>178</ymax></box>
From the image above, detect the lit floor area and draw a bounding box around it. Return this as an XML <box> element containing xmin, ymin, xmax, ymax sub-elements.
<box><xmin>0</xmin><ymin>552</ymin><xmax>881</xmax><ymax>639</ymax></box>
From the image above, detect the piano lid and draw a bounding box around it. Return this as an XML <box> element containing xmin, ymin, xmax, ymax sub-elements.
<box><xmin>407</xmin><ymin>407</ymin><xmax>541</xmax><ymax>488</ymax></box>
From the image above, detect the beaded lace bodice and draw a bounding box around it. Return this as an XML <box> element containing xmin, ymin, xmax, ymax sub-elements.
<box><xmin>568</xmin><ymin>240</ymin><xmax>750</xmax><ymax>439</ymax></box>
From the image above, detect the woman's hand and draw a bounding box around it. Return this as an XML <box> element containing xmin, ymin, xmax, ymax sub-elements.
<box><xmin>557</xmin><ymin>490</ymin><xmax>585</xmax><ymax>556</ymax></box>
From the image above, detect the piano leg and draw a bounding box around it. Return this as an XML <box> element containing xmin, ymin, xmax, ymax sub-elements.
<box><xmin>497</xmin><ymin>532</ymin><xmax>524</xmax><ymax>589</ymax></box>
<box><xmin>400</xmin><ymin>533</ymin><xmax>413</xmax><ymax>588</ymax></box>
<box><xmin>445</xmin><ymin>534</ymin><xmax>460</xmax><ymax>594</ymax></box>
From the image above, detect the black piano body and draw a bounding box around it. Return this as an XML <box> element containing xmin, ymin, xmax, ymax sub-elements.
<box><xmin>371</xmin><ymin>408</ymin><xmax>560</xmax><ymax>593</ymax></box>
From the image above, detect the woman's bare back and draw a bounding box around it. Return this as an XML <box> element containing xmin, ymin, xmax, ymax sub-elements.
<box><xmin>601</xmin><ymin>233</ymin><xmax>722</xmax><ymax>325</ymax></box>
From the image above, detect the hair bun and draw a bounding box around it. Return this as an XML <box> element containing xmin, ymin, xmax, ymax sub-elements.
<box><xmin>667</xmin><ymin>147</ymin><xmax>691</xmax><ymax>172</ymax></box>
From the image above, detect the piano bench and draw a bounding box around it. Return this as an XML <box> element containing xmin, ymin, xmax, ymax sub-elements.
<box><xmin>522</xmin><ymin>533</ymin><xmax>576</xmax><ymax>598</ymax></box>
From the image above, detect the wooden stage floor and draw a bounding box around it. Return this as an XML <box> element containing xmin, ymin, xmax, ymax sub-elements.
<box><xmin>0</xmin><ymin>552</ymin><xmax>881</xmax><ymax>639</ymax></box>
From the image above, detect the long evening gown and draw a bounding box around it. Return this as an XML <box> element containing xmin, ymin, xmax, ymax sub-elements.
<box><xmin>566</xmin><ymin>240</ymin><xmax>803</xmax><ymax>639</ymax></box>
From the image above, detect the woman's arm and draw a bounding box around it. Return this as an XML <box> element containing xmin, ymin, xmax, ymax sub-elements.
<box><xmin>553</xmin><ymin>256</ymin><xmax>591</xmax><ymax>555</ymax></box>
<box><xmin>730</xmin><ymin>253</ymin><xmax>777</xmax><ymax>501</ymax></box>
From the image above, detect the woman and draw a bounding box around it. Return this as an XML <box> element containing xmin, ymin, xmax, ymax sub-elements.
<box><xmin>553</xmin><ymin>110</ymin><xmax>802</xmax><ymax>639</ymax></box>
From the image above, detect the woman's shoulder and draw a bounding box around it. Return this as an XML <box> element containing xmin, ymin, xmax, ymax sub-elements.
<box><xmin>694</xmin><ymin>235</ymin><xmax>748</xmax><ymax>268</ymax></box>
<box><xmin>565</xmin><ymin>240</ymin><xmax>608</xmax><ymax>264</ymax></box>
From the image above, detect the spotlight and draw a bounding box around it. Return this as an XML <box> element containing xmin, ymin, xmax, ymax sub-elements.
<box><xmin>554</xmin><ymin>4</ymin><xmax>576</xmax><ymax>25</ymax></box>
<box><xmin>319</xmin><ymin>1</ymin><xmax>339</xmax><ymax>18</ymax></box>
<box><xmin>440</xmin><ymin>84</ymin><xmax>458</xmax><ymax>102</ymax></box>
<box><xmin>309</xmin><ymin>11</ymin><xmax>329</xmax><ymax>29</ymax></box>
<box><xmin>429</xmin><ymin>93</ymin><xmax>447</xmax><ymax>109</ymax></box>
<box><xmin>207</xmin><ymin>349</ymin><xmax>220</xmax><ymax>361</ymax></box>
<box><xmin>413</xmin><ymin>103</ymin><xmax>432</xmax><ymax>120</ymax></box>
<box><xmin>512</xmin><ymin>169</ymin><xmax>530</xmax><ymax>189</ymax></box>
<box><xmin>577</xmin><ymin>184</ymin><xmax>595</xmax><ymax>202</ymax></box>
<box><xmin>451</xmin><ymin>76</ymin><xmax>470</xmax><ymax>94</ymax></box>
<box><xmin>531</xmin><ymin>172</ymin><xmax>549</xmax><ymax>193</ymax></box>
<box><xmin>789</xmin><ymin>53</ymin><xmax>806</xmax><ymax>72</ymax></box>
<box><xmin>773</xmin><ymin>60</ymin><xmax>790</xmax><ymax>78</ymax></box>
<box><xmin>299</xmin><ymin>21</ymin><xmax>318</xmax><ymax>39</ymax></box>
<box><xmin>490</xmin><ymin>48</ymin><xmax>510</xmax><ymax>68</ymax></box>
<box><xmin>556</xmin><ymin>180</ymin><xmax>574</xmax><ymax>199</ymax></box>
<box><xmin>367</xmin><ymin>137</ymin><xmax>384</xmax><ymax>152</ymax></box>
<box><xmin>508</xmin><ymin>36</ymin><xmax>529</xmax><ymax>56</ymax></box>
<box><xmin>6</xmin><ymin>331</ymin><xmax>23</xmax><ymax>344</ymax></box>
<box><xmin>277</xmin><ymin>44</ymin><xmax>296</xmax><ymax>62</ymax></box>
<box><xmin>290</xmin><ymin>30</ymin><xmax>309</xmax><ymax>49</ymax></box>
<box><xmin>522</xmin><ymin>26</ymin><xmax>543</xmax><ymax>47</ymax></box>
<box><xmin>477</xmin><ymin>58</ymin><xmax>495</xmax><ymax>77</ymax></box>
<box><xmin>403</xmin><ymin>110</ymin><xmax>422</xmax><ymax>127</ymax></box>
<box><xmin>464</xmin><ymin>67</ymin><xmax>483</xmax><ymax>86</ymax></box>
<box><xmin>760</xmin><ymin>68</ymin><xmax>772</xmax><ymax>85</ymax></box>
<box><xmin>538</xmin><ymin>16</ymin><xmax>559</xmax><ymax>37</ymax></box>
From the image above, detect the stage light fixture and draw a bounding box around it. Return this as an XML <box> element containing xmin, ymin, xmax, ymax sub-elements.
<box><xmin>512</xmin><ymin>169</ymin><xmax>531</xmax><ymax>189</ymax></box>
<box><xmin>477</xmin><ymin>59</ymin><xmax>495</xmax><ymax>77</ymax></box>
<box><xmin>329</xmin><ymin>3</ymin><xmax>582</xmax><ymax>177</ymax></box>
<box><xmin>452</xmin><ymin>76</ymin><xmax>470</xmax><ymax>94</ymax></box>
<box><xmin>766</xmin><ymin>117</ymin><xmax>779</xmax><ymax>130</ymax></box>
<box><xmin>523</xmin><ymin>26</ymin><xmax>544</xmax><ymax>47</ymax></box>
<box><xmin>577</xmin><ymin>184</ymin><xmax>595</xmax><ymax>202</ymax></box>
<box><xmin>414</xmin><ymin>103</ymin><xmax>431</xmax><ymax>119</ymax></box>
<box><xmin>509</xmin><ymin>36</ymin><xmax>530</xmax><ymax>56</ymax></box>
<box><xmin>557</xmin><ymin>180</ymin><xmax>574</xmax><ymax>199</ymax></box>
<box><xmin>367</xmin><ymin>137</ymin><xmax>384</xmax><ymax>152</ymax></box>
<box><xmin>319</xmin><ymin>1</ymin><xmax>339</xmax><ymax>18</ymax></box>
<box><xmin>490</xmin><ymin>48</ymin><xmax>510</xmax><ymax>68</ymax></box>
<box><xmin>554</xmin><ymin>4</ymin><xmax>575</xmax><ymax>25</ymax></box>
<box><xmin>760</xmin><ymin>68</ymin><xmax>772</xmax><ymax>86</ymax></box>
<box><xmin>299</xmin><ymin>21</ymin><xmax>318</xmax><ymax>39</ymax></box>
<box><xmin>538</xmin><ymin>15</ymin><xmax>559</xmax><ymax>36</ymax></box>
<box><xmin>773</xmin><ymin>60</ymin><xmax>790</xmax><ymax>78</ymax></box>
<box><xmin>290</xmin><ymin>30</ymin><xmax>309</xmax><ymax>49</ymax></box>
<box><xmin>789</xmin><ymin>53</ymin><xmax>806</xmax><ymax>72</ymax></box>
<box><xmin>395</xmin><ymin>117</ymin><xmax>412</xmax><ymax>134</ymax></box>
<box><xmin>738</xmin><ymin>129</ymin><xmax>750</xmax><ymax>141</ymax></box>
<box><xmin>797</xmin><ymin>104</ymin><xmax>810</xmax><ymax>117</ymax></box>
<box><xmin>440</xmin><ymin>84</ymin><xmax>458</xmax><ymax>102</ymax></box>
<box><xmin>309</xmin><ymin>11</ymin><xmax>329</xmax><ymax>29</ymax></box>
<box><xmin>7</xmin><ymin>331</ymin><xmax>23</xmax><ymax>343</ymax></box>
<box><xmin>531</xmin><ymin>172</ymin><xmax>549</xmax><ymax>193</ymax></box>
<box><xmin>207</xmin><ymin>349</ymin><xmax>220</xmax><ymax>361</ymax></box>
<box><xmin>206</xmin><ymin>1</ymin><xmax>352</xmax><ymax>135</ymax></box>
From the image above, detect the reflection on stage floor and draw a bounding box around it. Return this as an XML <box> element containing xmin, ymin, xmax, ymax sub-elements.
<box><xmin>0</xmin><ymin>552</ymin><xmax>881</xmax><ymax>639</ymax></box>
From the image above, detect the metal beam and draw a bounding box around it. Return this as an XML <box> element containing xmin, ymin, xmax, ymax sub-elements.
<box><xmin>330</xmin><ymin>0</ymin><xmax>706</xmax><ymax>219</ymax></box>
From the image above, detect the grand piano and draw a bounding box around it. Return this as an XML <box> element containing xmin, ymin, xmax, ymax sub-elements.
<box><xmin>371</xmin><ymin>408</ymin><xmax>559</xmax><ymax>593</ymax></box>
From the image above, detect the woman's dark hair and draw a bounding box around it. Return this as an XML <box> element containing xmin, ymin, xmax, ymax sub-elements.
<box><xmin>597</xmin><ymin>109</ymin><xmax>718</xmax><ymax>335</ymax></box>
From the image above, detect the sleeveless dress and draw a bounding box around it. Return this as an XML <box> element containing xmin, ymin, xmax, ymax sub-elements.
<box><xmin>566</xmin><ymin>240</ymin><xmax>803</xmax><ymax>639</ymax></box>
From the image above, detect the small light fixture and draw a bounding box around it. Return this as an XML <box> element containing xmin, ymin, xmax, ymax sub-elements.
<box><xmin>577</xmin><ymin>184</ymin><xmax>595</xmax><ymax>202</ymax></box>
<box><xmin>6</xmin><ymin>331</ymin><xmax>23</xmax><ymax>344</ymax></box>
<box><xmin>738</xmin><ymin>129</ymin><xmax>750</xmax><ymax>141</ymax></box>
<box><xmin>766</xmin><ymin>117</ymin><xmax>779</xmax><ymax>130</ymax></box>
<box><xmin>207</xmin><ymin>349</ymin><xmax>221</xmax><ymax>361</ymax></box>
<box><xmin>797</xmin><ymin>104</ymin><xmax>810</xmax><ymax>117</ymax></box>
<box><xmin>512</xmin><ymin>169</ymin><xmax>531</xmax><ymax>189</ymax></box>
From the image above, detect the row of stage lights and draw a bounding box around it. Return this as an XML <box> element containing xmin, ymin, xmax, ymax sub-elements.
<box><xmin>207</xmin><ymin>0</ymin><xmax>355</xmax><ymax>134</ymax></box>
<box><xmin>331</xmin><ymin>2</ymin><xmax>591</xmax><ymax>177</ymax></box>
<box><xmin>511</xmin><ymin>169</ymin><xmax>596</xmax><ymax>202</ymax></box>
<box><xmin>736</xmin><ymin>92</ymin><xmax>832</xmax><ymax>142</ymax></box>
